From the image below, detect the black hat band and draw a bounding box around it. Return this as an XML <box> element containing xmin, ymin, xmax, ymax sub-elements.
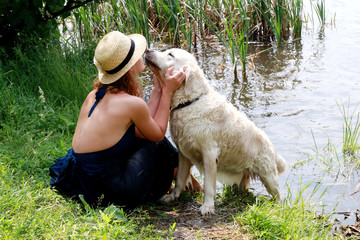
<box><xmin>106</xmin><ymin>39</ymin><xmax>135</xmax><ymax>75</ymax></box>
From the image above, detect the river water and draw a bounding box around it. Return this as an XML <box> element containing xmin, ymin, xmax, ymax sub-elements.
<box><xmin>145</xmin><ymin>0</ymin><xmax>360</xmax><ymax>224</ymax></box>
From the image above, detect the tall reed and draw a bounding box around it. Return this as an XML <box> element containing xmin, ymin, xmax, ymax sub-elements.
<box><xmin>314</xmin><ymin>0</ymin><xmax>326</xmax><ymax>26</ymax></box>
<box><xmin>66</xmin><ymin>0</ymin><xmax>306</xmax><ymax>45</ymax></box>
<box><xmin>223</xmin><ymin>0</ymin><xmax>249</xmax><ymax>76</ymax></box>
<box><xmin>254</xmin><ymin>0</ymin><xmax>288</xmax><ymax>43</ymax></box>
<box><xmin>289</xmin><ymin>0</ymin><xmax>303</xmax><ymax>38</ymax></box>
<box><xmin>151</xmin><ymin>0</ymin><xmax>191</xmax><ymax>47</ymax></box>
<box><xmin>62</xmin><ymin>0</ymin><xmax>307</xmax><ymax>78</ymax></box>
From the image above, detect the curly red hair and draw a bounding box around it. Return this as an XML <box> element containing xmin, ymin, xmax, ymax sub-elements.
<box><xmin>93</xmin><ymin>72</ymin><xmax>143</xmax><ymax>97</ymax></box>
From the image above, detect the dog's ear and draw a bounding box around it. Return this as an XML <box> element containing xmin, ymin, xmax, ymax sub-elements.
<box><xmin>184</xmin><ymin>65</ymin><xmax>203</xmax><ymax>96</ymax></box>
<box><xmin>183</xmin><ymin>65</ymin><xmax>202</xmax><ymax>96</ymax></box>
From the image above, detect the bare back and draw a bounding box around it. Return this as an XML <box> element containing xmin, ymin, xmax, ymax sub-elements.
<box><xmin>72</xmin><ymin>90</ymin><xmax>137</xmax><ymax>153</ymax></box>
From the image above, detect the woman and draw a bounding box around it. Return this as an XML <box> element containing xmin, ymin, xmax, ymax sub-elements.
<box><xmin>49</xmin><ymin>31</ymin><xmax>199</xmax><ymax>209</ymax></box>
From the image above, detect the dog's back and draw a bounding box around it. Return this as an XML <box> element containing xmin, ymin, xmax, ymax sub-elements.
<box><xmin>171</xmin><ymin>88</ymin><xmax>286</xmax><ymax>186</ymax></box>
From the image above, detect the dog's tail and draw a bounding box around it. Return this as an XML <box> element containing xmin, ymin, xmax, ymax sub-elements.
<box><xmin>276</xmin><ymin>154</ymin><xmax>287</xmax><ymax>174</ymax></box>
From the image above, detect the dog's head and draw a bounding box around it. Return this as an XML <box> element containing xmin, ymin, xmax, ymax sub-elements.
<box><xmin>145</xmin><ymin>48</ymin><xmax>208</xmax><ymax>97</ymax></box>
<box><xmin>145</xmin><ymin>48</ymin><xmax>195</xmax><ymax>77</ymax></box>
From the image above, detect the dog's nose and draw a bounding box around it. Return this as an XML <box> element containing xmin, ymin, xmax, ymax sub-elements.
<box><xmin>146</xmin><ymin>49</ymin><xmax>154</xmax><ymax>54</ymax></box>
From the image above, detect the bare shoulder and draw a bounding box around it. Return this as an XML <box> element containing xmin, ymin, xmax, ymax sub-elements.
<box><xmin>87</xmin><ymin>89</ymin><xmax>97</xmax><ymax>98</ymax></box>
<box><xmin>108</xmin><ymin>93</ymin><xmax>145</xmax><ymax>107</ymax></box>
<box><xmin>78</xmin><ymin>90</ymin><xmax>96</xmax><ymax>113</ymax></box>
<box><xmin>106</xmin><ymin>93</ymin><xmax>148</xmax><ymax>115</ymax></box>
<box><xmin>83</xmin><ymin>90</ymin><xmax>96</xmax><ymax>105</ymax></box>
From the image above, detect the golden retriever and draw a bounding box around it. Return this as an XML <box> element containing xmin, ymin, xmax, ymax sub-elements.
<box><xmin>145</xmin><ymin>48</ymin><xmax>286</xmax><ymax>215</ymax></box>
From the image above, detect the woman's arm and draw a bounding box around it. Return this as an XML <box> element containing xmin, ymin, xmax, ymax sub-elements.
<box><xmin>135</xmin><ymin>75</ymin><xmax>161</xmax><ymax>138</ymax></box>
<box><xmin>133</xmin><ymin>67</ymin><xmax>185</xmax><ymax>141</ymax></box>
<box><xmin>147</xmin><ymin>75</ymin><xmax>162</xmax><ymax>117</ymax></box>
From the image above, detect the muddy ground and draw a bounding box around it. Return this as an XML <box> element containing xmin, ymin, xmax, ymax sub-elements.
<box><xmin>136</xmin><ymin>195</ymin><xmax>251</xmax><ymax>239</ymax></box>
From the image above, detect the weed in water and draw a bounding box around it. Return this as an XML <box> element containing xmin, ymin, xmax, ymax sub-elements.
<box><xmin>289</xmin><ymin>0</ymin><xmax>303</xmax><ymax>38</ymax></box>
<box><xmin>337</xmin><ymin>99</ymin><xmax>360</xmax><ymax>155</ymax></box>
<box><xmin>314</xmin><ymin>0</ymin><xmax>326</xmax><ymax>26</ymax></box>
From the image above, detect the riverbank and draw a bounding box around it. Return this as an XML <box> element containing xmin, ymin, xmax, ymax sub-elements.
<box><xmin>0</xmin><ymin>38</ymin><xmax>354</xmax><ymax>239</ymax></box>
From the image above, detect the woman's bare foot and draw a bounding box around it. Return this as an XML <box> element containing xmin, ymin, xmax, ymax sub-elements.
<box><xmin>171</xmin><ymin>168</ymin><xmax>203</xmax><ymax>193</ymax></box>
<box><xmin>186</xmin><ymin>173</ymin><xmax>203</xmax><ymax>192</ymax></box>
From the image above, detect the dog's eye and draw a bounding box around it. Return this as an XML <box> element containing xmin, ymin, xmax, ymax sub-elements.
<box><xmin>168</xmin><ymin>52</ymin><xmax>175</xmax><ymax>58</ymax></box>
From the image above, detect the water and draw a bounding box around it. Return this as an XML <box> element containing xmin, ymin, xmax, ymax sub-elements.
<box><xmin>145</xmin><ymin>0</ymin><xmax>360</xmax><ymax>224</ymax></box>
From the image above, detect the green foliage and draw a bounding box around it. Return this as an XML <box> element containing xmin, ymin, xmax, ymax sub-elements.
<box><xmin>219</xmin><ymin>184</ymin><xmax>258</xmax><ymax>209</ymax></box>
<box><xmin>0</xmin><ymin>0</ymin><xmax>96</xmax><ymax>49</ymax></box>
<box><xmin>69</xmin><ymin>0</ymin><xmax>194</xmax><ymax>48</ymax></box>
<box><xmin>255</xmin><ymin>0</ymin><xmax>287</xmax><ymax>44</ymax></box>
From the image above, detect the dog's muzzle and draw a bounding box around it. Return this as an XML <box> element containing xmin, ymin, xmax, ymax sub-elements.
<box><xmin>144</xmin><ymin>49</ymin><xmax>161</xmax><ymax>71</ymax></box>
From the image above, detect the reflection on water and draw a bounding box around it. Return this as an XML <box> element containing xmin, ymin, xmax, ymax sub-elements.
<box><xmin>144</xmin><ymin>0</ymin><xmax>360</xmax><ymax>224</ymax></box>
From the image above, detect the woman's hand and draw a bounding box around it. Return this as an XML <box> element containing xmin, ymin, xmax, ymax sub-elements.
<box><xmin>162</xmin><ymin>66</ymin><xmax>186</xmax><ymax>95</ymax></box>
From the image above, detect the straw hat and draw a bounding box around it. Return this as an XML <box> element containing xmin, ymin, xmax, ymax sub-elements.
<box><xmin>94</xmin><ymin>31</ymin><xmax>147</xmax><ymax>84</ymax></box>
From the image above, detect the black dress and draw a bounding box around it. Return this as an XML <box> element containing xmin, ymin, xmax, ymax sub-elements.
<box><xmin>49</xmin><ymin>87</ymin><xmax>178</xmax><ymax>209</ymax></box>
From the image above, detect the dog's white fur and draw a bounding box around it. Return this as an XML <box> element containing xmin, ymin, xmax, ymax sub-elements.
<box><xmin>145</xmin><ymin>48</ymin><xmax>286</xmax><ymax>215</ymax></box>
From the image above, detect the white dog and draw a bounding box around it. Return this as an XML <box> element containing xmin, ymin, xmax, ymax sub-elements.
<box><xmin>145</xmin><ymin>48</ymin><xmax>286</xmax><ymax>215</ymax></box>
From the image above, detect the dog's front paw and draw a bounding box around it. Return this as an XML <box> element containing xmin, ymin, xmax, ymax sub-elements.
<box><xmin>199</xmin><ymin>204</ymin><xmax>215</xmax><ymax>216</ymax></box>
<box><xmin>160</xmin><ymin>192</ymin><xmax>177</xmax><ymax>202</ymax></box>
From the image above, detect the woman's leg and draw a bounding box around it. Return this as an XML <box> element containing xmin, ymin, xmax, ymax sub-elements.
<box><xmin>144</xmin><ymin>138</ymin><xmax>178</xmax><ymax>202</ymax></box>
<box><xmin>103</xmin><ymin>139</ymin><xmax>159</xmax><ymax>208</ymax></box>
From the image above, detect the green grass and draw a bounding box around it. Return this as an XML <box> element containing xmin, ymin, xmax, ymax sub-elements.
<box><xmin>236</xmin><ymin>199</ymin><xmax>333</xmax><ymax>239</ymax></box>
<box><xmin>219</xmin><ymin>182</ymin><xmax>334</xmax><ymax>239</ymax></box>
<box><xmin>0</xmin><ymin>39</ymin><xmax>95</xmax><ymax>107</ymax></box>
